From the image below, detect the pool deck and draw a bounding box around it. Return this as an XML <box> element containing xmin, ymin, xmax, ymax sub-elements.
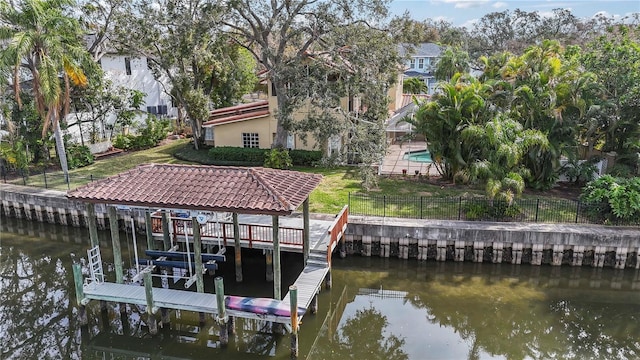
<box><xmin>380</xmin><ymin>141</ymin><xmax>439</xmax><ymax>176</ymax></box>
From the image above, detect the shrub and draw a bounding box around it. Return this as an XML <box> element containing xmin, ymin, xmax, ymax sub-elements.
<box><xmin>113</xmin><ymin>116</ymin><xmax>170</xmax><ymax>151</ymax></box>
<box><xmin>66</xmin><ymin>144</ymin><xmax>94</xmax><ymax>169</ymax></box>
<box><xmin>290</xmin><ymin>149</ymin><xmax>322</xmax><ymax>166</ymax></box>
<box><xmin>580</xmin><ymin>175</ymin><xmax>640</xmax><ymax>224</ymax></box>
<box><xmin>208</xmin><ymin>147</ymin><xmax>265</xmax><ymax>165</ymax></box>
<box><xmin>264</xmin><ymin>148</ymin><xmax>292</xmax><ymax>169</ymax></box>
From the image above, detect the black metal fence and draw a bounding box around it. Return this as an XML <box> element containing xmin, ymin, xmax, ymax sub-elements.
<box><xmin>2</xmin><ymin>168</ymin><xmax>97</xmax><ymax>190</ymax></box>
<box><xmin>348</xmin><ymin>193</ymin><xmax>639</xmax><ymax>226</ymax></box>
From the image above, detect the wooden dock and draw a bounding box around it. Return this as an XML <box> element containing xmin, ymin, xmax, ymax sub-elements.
<box><xmin>282</xmin><ymin>249</ymin><xmax>329</xmax><ymax>319</ymax></box>
<box><xmin>82</xmin><ymin>282</ymin><xmax>294</xmax><ymax>324</ymax></box>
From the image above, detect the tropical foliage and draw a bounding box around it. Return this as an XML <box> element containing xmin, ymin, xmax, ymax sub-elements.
<box><xmin>580</xmin><ymin>175</ymin><xmax>640</xmax><ymax>223</ymax></box>
<box><xmin>1</xmin><ymin>0</ymin><xmax>91</xmax><ymax>180</ymax></box>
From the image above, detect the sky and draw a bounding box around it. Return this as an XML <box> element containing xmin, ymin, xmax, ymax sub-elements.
<box><xmin>390</xmin><ymin>0</ymin><xmax>640</xmax><ymax>28</ymax></box>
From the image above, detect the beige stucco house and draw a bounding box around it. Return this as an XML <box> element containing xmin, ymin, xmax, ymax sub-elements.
<box><xmin>202</xmin><ymin>69</ymin><xmax>404</xmax><ymax>156</ymax></box>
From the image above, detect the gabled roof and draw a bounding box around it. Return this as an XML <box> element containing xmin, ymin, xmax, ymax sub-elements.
<box><xmin>203</xmin><ymin>100</ymin><xmax>270</xmax><ymax>127</ymax></box>
<box><xmin>399</xmin><ymin>43</ymin><xmax>442</xmax><ymax>58</ymax></box>
<box><xmin>67</xmin><ymin>164</ymin><xmax>322</xmax><ymax>215</ymax></box>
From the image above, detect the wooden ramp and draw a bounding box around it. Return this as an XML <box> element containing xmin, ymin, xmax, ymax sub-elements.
<box><xmin>282</xmin><ymin>249</ymin><xmax>329</xmax><ymax>319</ymax></box>
<box><xmin>82</xmin><ymin>282</ymin><xmax>293</xmax><ymax>324</ymax></box>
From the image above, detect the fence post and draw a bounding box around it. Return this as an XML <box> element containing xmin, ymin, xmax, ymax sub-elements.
<box><xmin>383</xmin><ymin>195</ymin><xmax>386</xmax><ymax>218</ymax></box>
<box><xmin>575</xmin><ymin>200</ymin><xmax>581</xmax><ymax>223</ymax></box>
<box><xmin>90</xmin><ymin>174</ymin><xmax>94</xmax><ymax>182</ymax></box>
<box><xmin>535</xmin><ymin>199</ymin><xmax>540</xmax><ymax>222</ymax></box>
<box><xmin>43</xmin><ymin>168</ymin><xmax>48</xmax><ymax>189</ymax></box>
<box><xmin>348</xmin><ymin>193</ymin><xmax>351</xmax><ymax>213</ymax></box>
<box><xmin>420</xmin><ymin>197</ymin><xmax>424</xmax><ymax>219</ymax></box>
<box><xmin>457</xmin><ymin>196</ymin><xmax>462</xmax><ymax>221</ymax></box>
<box><xmin>22</xmin><ymin>169</ymin><xmax>26</xmax><ymax>186</ymax></box>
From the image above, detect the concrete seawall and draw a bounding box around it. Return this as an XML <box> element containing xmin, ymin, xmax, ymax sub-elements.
<box><xmin>345</xmin><ymin>216</ymin><xmax>640</xmax><ymax>269</ymax></box>
<box><xmin>1</xmin><ymin>184</ymin><xmax>147</xmax><ymax>231</ymax></box>
<box><xmin>3</xmin><ymin>184</ymin><xmax>640</xmax><ymax>269</ymax></box>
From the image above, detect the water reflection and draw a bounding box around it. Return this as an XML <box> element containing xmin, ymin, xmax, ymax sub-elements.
<box><xmin>3</xmin><ymin>216</ymin><xmax>640</xmax><ymax>359</ymax></box>
<box><xmin>313</xmin><ymin>259</ymin><xmax>640</xmax><ymax>360</ymax></box>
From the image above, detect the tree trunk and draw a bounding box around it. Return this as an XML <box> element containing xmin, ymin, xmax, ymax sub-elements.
<box><xmin>190</xmin><ymin>120</ymin><xmax>201</xmax><ymax>150</ymax></box>
<box><xmin>53</xmin><ymin>115</ymin><xmax>69</xmax><ymax>182</ymax></box>
<box><xmin>273</xmin><ymin>83</ymin><xmax>290</xmax><ymax>148</ymax></box>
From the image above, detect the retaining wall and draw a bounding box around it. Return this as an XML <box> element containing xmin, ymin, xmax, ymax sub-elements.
<box><xmin>3</xmin><ymin>184</ymin><xmax>640</xmax><ymax>269</ymax></box>
<box><xmin>345</xmin><ymin>216</ymin><xmax>640</xmax><ymax>269</ymax></box>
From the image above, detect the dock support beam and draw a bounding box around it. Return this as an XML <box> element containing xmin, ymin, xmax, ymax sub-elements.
<box><xmin>273</xmin><ymin>215</ymin><xmax>281</xmax><ymax>300</ymax></box>
<box><xmin>144</xmin><ymin>270</ymin><xmax>158</xmax><ymax>335</ymax></box>
<box><xmin>265</xmin><ymin>250</ymin><xmax>273</xmax><ymax>282</ymax></box>
<box><xmin>233</xmin><ymin>213</ymin><xmax>242</xmax><ymax>282</ymax></box>
<box><xmin>72</xmin><ymin>262</ymin><xmax>88</xmax><ymax>326</ymax></box>
<box><xmin>161</xmin><ymin>211</ymin><xmax>171</xmax><ymax>251</ymax></box>
<box><xmin>86</xmin><ymin>203</ymin><xmax>99</xmax><ymax>248</ymax></box>
<box><xmin>191</xmin><ymin>217</ymin><xmax>204</xmax><ymax>293</ymax></box>
<box><xmin>108</xmin><ymin>206</ymin><xmax>124</xmax><ymax>284</ymax></box>
<box><xmin>215</xmin><ymin>277</ymin><xmax>229</xmax><ymax>347</ymax></box>
<box><xmin>310</xmin><ymin>293</ymin><xmax>318</xmax><ymax>314</ymax></box>
<box><xmin>303</xmin><ymin>198</ymin><xmax>310</xmax><ymax>265</ymax></box>
<box><xmin>289</xmin><ymin>285</ymin><xmax>299</xmax><ymax>359</ymax></box>
<box><xmin>145</xmin><ymin>211</ymin><xmax>154</xmax><ymax>251</ymax></box>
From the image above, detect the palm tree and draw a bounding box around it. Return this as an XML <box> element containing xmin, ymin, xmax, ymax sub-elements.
<box><xmin>1</xmin><ymin>0</ymin><xmax>89</xmax><ymax>181</ymax></box>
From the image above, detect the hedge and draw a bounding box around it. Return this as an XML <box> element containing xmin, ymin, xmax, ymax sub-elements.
<box><xmin>208</xmin><ymin>147</ymin><xmax>322</xmax><ymax>166</ymax></box>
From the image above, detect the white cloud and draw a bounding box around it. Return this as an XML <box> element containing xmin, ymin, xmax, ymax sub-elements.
<box><xmin>460</xmin><ymin>18</ymin><xmax>479</xmax><ymax>28</ymax></box>
<box><xmin>433</xmin><ymin>0</ymin><xmax>491</xmax><ymax>9</ymax></box>
<box><xmin>492</xmin><ymin>2</ymin><xmax>507</xmax><ymax>9</ymax></box>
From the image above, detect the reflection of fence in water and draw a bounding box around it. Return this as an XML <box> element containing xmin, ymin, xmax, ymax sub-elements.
<box><xmin>307</xmin><ymin>285</ymin><xmax>349</xmax><ymax>360</ymax></box>
<box><xmin>358</xmin><ymin>287</ymin><xmax>408</xmax><ymax>299</ymax></box>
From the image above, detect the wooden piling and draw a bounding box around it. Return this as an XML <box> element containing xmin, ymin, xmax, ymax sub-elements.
<box><xmin>289</xmin><ymin>285</ymin><xmax>299</xmax><ymax>359</ymax></box>
<box><xmin>108</xmin><ymin>206</ymin><xmax>124</xmax><ymax>284</ymax></box>
<box><xmin>303</xmin><ymin>198</ymin><xmax>310</xmax><ymax>265</ymax></box>
<box><xmin>86</xmin><ymin>203</ymin><xmax>99</xmax><ymax>248</ymax></box>
<box><xmin>191</xmin><ymin>217</ymin><xmax>204</xmax><ymax>293</ymax></box>
<box><xmin>265</xmin><ymin>250</ymin><xmax>273</xmax><ymax>282</ymax></box>
<box><xmin>72</xmin><ymin>262</ymin><xmax>88</xmax><ymax>326</ymax></box>
<box><xmin>145</xmin><ymin>211</ymin><xmax>154</xmax><ymax>251</ymax></box>
<box><xmin>215</xmin><ymin>277</ymin><xmax>228</xmax><ymax>347</ymax></box>
<box><xmin>272</xmin><ymin>215</ymin><xmax>281</xmax><ymax>300</ymax></box>
<box><xmin>310</xmin><ymin>293</ymin><xmax>318</xmax><ymax>314</ymax></box>
<box><xmin>325</xmin><ymin>268</ymin><xmax>332</xmax><ymax>289</ymax></box>
<box><xmin>161</xmin><ymin>211</ymin><xmax>171</xmax><ymax>251</ymax></box>
<box><xmin>233</xmin><ymin>213</ymin><xmax>243</xmax><ymax>282</ymax></box>
<box><xmin>143</xmin><ymin>270</ymin><xmax>158</xmax><ymax>335</ymax></box>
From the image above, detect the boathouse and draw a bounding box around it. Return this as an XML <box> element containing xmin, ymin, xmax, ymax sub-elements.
<box><xmin>66</xmin><ymin>163</ymin><xmax>349</xmax><ymax>356</ymax></box>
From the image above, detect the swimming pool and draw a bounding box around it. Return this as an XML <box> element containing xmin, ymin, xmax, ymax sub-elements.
<box><xmin>403</xmin><ymin>150</ymin><xmax>432</xmax><ymax>163</ymax></box>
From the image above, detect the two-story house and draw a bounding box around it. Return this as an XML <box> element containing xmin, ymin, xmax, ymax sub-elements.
<box><xmin>400</xmin><ymin>43</ymin><xmax>442</xmax><ymax>95</ymax></box>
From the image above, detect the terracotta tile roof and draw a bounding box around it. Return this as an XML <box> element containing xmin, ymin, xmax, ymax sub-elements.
<box><xmin>203</xmin><ymin>110</ymin><xmax>270</xmax><ymax>127</ymax></box>
<box><xmin>67</xmin><ymin>164</ymin><xmax>322</xmax><ymax>215</ymax></box>
<box><xmin>203</xmin><ymin>100</ymin><xmax>270</xmax><ymax>127</ymax></box>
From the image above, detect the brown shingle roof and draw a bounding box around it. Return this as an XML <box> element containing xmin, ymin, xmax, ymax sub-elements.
<box><xmin>67</xmin><ymin>164</ymin><xmax>322</xmax><ymax>215</ymax></box>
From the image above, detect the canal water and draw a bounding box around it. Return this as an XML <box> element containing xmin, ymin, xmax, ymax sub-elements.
<box><xmin>2</xmin><ymin>215</ymin><xmax>640</xmax><ymax>359</ymax></box>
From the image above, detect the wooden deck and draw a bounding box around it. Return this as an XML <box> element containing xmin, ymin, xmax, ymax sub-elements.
<box><xmin>82</xmin><ymin>282</ymin><xmax>294</xmax><ymax>324</ymax></box>
<box><xmin>282</xmin><ymin>250</ymin><xmax>330</xmax><ymax>320</ymax></box>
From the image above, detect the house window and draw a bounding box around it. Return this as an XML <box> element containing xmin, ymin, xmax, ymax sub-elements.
<box><xmin>146</xmin><ymin>106</ymin><xmax>157</xmax><ymax>114</ymax></box>
<box><xmin>418</xmin><ymin>58</ymin><xmax>424</xmax><ymax>69</ymax></box>
<box><xmin>409</xmin><ymin>59</ymin><xmax>415</xmax><ymax>69</ymax></box>
<box><xmin>242</xmin><ymin>133</ymin><xmax>259</xmax><ymax>148</ymax></box>
<box><xmin>205</xmin><ymin>127</ymin><xmax>214</xmax><ymax>141</ymax></box>
<box><xmin>125</xmin><ymin>57</ymin><xmax>131</xmax><ymax>75</ymax></box>
<box><xmin>271</xmin><ymin>82</ymin><xmax>277</xmax><ymax>97</ymax></box>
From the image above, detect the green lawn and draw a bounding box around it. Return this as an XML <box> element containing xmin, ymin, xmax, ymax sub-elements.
<box><xmin>7</xmin><ymin>139</ymin><xmax>583</xmax><ymax>218</ymax></box>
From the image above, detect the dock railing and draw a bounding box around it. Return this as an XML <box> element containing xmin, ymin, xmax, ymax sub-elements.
<box><xmin>150</xmin><ymin>213</ymin><xmax>304</xmax><ymax>247</ymax></box>
<box><xmin>326</xmin><ymin>205</ymin><xmax>349</xmax><ymax>265</ymax></box>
